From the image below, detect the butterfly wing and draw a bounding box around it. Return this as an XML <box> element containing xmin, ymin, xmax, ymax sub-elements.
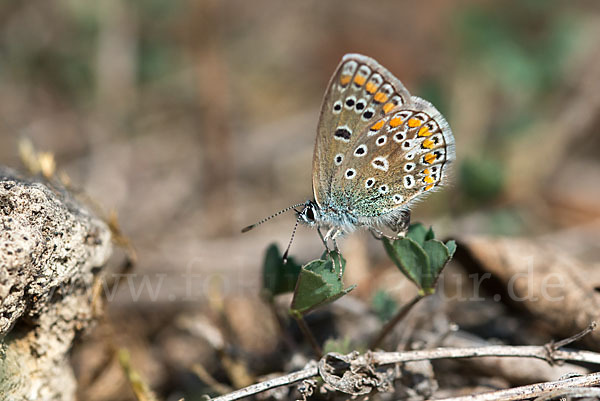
<box><xmin>336</xmin><ymin>97</ymin><xmax>455</xmax><ymax>222</ymax></box>
<box><xmin>313</xmin><ymin>54</ymin><xmax>455</xmax><ymax>228</ymax></box>
<box><xmin>312</xmin><ymin>54</ymin><xmax>411</xmax><ymax>207</ymax></box>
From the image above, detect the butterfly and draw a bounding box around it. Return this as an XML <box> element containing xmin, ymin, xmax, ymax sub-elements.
<box><xmin>243</xmin><ymin>54</ymin><xmax>455</xmax><ymax>258</ymax></box>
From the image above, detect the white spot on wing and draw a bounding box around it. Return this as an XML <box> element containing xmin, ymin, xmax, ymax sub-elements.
<box><xmin>371</xmin><ymin>156</ymin><xmax>389</xmax><ymax>171</ymax></box>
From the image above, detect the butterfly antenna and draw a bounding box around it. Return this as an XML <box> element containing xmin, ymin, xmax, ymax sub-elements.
<box><xmin>241</xmin><ymin>202</ymin><xmax>306</xmax><ymax>233</ymax></box>
<box><xmin>282</xmin><ymin>214</ymin><xmax>302</xmax><ymax>265</ymax></box>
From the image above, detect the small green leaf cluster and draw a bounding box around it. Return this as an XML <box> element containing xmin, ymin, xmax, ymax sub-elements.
<box><xmin>262</xmin><ymin>245</ymin><xmax>355</xmax><ymax>317</ymax></box>
<box><xmin>261</xmin><ymin>223</ymin><xmax>456</xmax><ymax>323</ymax></box>
<box><xmin>382</xmin><ymin>224</ymin><xmax>456</xmax><ymax>295</ymax></box>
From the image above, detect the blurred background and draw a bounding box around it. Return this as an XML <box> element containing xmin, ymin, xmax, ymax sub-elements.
<box><xmin>1</xmin><ymin>0</ymin><xmax>600</xmax><ymax>400</ymax></box>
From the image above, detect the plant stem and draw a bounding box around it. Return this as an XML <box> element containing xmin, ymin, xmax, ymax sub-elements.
<box><xmin>293</xmin><ymin>313</ymin><xmax>322</xmax><ymax>358</ymax></box>
<box><xmin>370</xmin><ymin>293</ymin><xmax>424</xmax><ymax>349</ymax></box>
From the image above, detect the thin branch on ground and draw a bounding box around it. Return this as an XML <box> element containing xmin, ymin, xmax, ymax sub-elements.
<box><xmin>549</xmin><ymin>321</ymin><xmax>597</xmax><ymax>350</ymax></box>
<box><xmin>209</xmin><ymin>363</ymin><xmax>318</xmax><ymax>401</ymax></box>
<box><xmin>434</xmin><ymin>372</ymin><xmax>600</xmax><ymax>401</ymax></box>
<box><xmin>533</xmin><ymin>386</ymin><xmax>600</xmax><ymax>401</ymax></box>
<box><xmin>369</xmin><ymin>345</ymin><xmax>600</xmax><ymax>365</ymax></box>
<box><xmin>208</xmin><ymin>343</ymin><xmax>600</xmax><ymax>401</ymax></box>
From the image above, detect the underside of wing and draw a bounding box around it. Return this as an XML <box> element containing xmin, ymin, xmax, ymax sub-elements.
<box><xmin>334</xmin><ymin>96</ymin><xmax>455</xmax><ymax>223</ymax></box>
<box><xmin>312</xmin><ymin>54</ymin><xmax>412</xmax><ymax>207</ymax></box>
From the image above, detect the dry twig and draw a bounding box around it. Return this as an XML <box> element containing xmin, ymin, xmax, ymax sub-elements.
<box><xmin>435</xmin><ymin>373</ymin><xmax>600</xmax><ymax>401</ymax></box>
<box><xmin>209</xmin><ymin>342</ymin><xmax>600</xmax><ymax>400</ymax></box>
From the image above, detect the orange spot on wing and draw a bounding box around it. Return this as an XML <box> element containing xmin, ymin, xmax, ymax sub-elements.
<box><xmin>417</xmin><ymin>126</ymin><xmax>432</xmax><ymax>137</ymax></box>
<box><xmin>408</xmin><ymin>118</ymin><xmax>423</xmax><ymax>128</ymax></box>
<box><xmin>373</xmin><ymin>91</ymin><xmax>389</xmax><ymax>103</ymax></box>
<box><xmin>365</xmin><ymin>82</ymin><xmax>378</xmax><ymax>94</ymax></box>
<box><xmin>424</xmin><ymin>176</ymin><xmax>435</xmax><ymax>184</ymax></box>
<box><xmin>389</xmin><ymin>117</ymin><xmax>403</xmax><ymax>128</ymax></box>
<box><xmin>370</xmin><ymin>120</ymin><xmax>385</xmax><ymax>131</ymax></box>
<box><xmin>382</xmin><ymin>102</ymin><xmax>395</xmax><ymax>114</ymax></box>
<box><xmin>340</xmin><ymin>75</ymin><xmax>351</xmax><ymax>86</ymax></box>
<box><xmin>422</xmin><ymin>139</ymin><xmax>434</xmax><ymax>149</ymax></box>
<box><xmin>425</xmin><ymin>184</ymin><xmax>434</xmax><ymax>191</ymax></box>
<box><xmin>423</xmin><ymin>168</ymin><xmax>431</xmax><ymax>175</ymax></box>
<box><xmin>353</xmin><ymin>74</ymin><xmax>367</xmax><ymax>86</ymax></box>
<box><xmin>424</xmin><ymin>153</ymin><xmax>436</xmax><ymax>164</ymax></box>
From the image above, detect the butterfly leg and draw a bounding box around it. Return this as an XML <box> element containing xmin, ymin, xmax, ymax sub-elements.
<box><xmin>316</xmin><ymin>226</ymin><xmax>331</xmax><ymax>252</ymax></box>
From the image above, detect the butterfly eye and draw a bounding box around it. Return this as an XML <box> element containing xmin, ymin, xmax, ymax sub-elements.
<box><xmin>403</xmin><ymin>175</ymin><xmax>415</xmax><ymax>189</ymax></box>
<box><xmin>378</xmin><ymin>185</ymin><xmax>389</xmax><ymax>194</ymax></box>
<box><xmin>345</xmin><ymin>168</ymin><xmax>356</xmax><ymax>179</ymax></box>
<box><xmin>334</xmin><ymin>153</ymin><xmax>344</xmax><ymax>166</ymax></box>
<box><xmin>365</xmin><ymin>178</ymin><xmax>375</xmax><ymax>188</ymax></box>
<box><xmin>393</xmin><ymin>194</ymin><xmax>404</xmax><ymax>204</ymax></box>
<box><xmin>305</xmin><ymin>207</ymin><xmax>315</xmax><ymax>221</ymax></box>
<box><xmin>376</xmin><ymin>135</ymin><xmax>387</xmax><ymax>146</ymax></box>
<box><xmin>403</xmin><ymin>139</ymin><xmax>412</xmax><ymax>149</ymax></box>
<box><xmin>404</xmin><ymin>163</ymin><xmax>415</xmax><ymax>172</ymax></box>
<box><xmin>405</xmin><ymin>151</ymin><xmax>416</xmax><ymax>160</ymax></box>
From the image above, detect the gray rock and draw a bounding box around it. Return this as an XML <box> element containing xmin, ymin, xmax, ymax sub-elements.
<box><xmin>0</xmin><ymin>167</ymin><xmax>112</xmax><ymax>401</ymax></box>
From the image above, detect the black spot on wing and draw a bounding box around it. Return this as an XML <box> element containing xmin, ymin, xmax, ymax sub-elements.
<box><xmin>335</xmin><ymin>128</ymin><xmax>352</xmax><ymax>140</ymax></box>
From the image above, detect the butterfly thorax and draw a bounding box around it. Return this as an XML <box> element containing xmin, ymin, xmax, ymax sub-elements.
<box><xmin>299</xmin><ymin>199</ymin><xmax>360</xmax><ymax>234</ymax></box>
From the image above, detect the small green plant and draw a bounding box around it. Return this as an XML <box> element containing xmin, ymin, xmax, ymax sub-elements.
<box><xmin>383</xmin><ymin>223</ymin><xmax>456</xmax><ymax>295</ymax></box>
<box><xmin>260</xmin><ymin>223</ymin><xmax>456</xmax><ymax>354</ymax></box>
<box><xmin>290</xmin><ymin>251</ymin><xmax>355</xmax><ymax>316</ymax></box>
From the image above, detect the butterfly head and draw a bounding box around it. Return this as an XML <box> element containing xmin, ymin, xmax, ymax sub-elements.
<box><xmin>297</xmin><ymin>200</ymin><xmax>320</xmax><ymax>227</ymax></box>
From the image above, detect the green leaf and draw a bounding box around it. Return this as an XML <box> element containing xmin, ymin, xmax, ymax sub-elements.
<box><xmin>383</xmin><ymin>228</ymin><xmax>456</xmax><ymax>295</ymax></box>
<box><xmin>406</xmin><ymin>223</ymin><xmax>428</xmax><ymax>246</ymax></box>
<box><xmin>445</xmin><ymin>240</ymin><xmax>457</xmax><ymax>258</ymax></box>
<box><xmin>425</xmin><ymin>226</ymin><xmax>435</xmax><ymax>241</ymax></box>
<box><xmin>372</xmin><ymin>290</ymin><xmax>398</xmax><ymax>322</ymax></box>
<box><xmin>290</xmin><ymin>252</ymin><xmax>355</xmax><ymax>315</ymax></box>
<box><xmin>383</xmin><ymin>237</ymin><xmax>430</xmax><ymax>292</ymax></box>
<box><xmin>262</xmin><ymin>244</ymin><xmax>301</xmax><ymax>298</ymax></box>
<box><xmin>421</xmin><ymin>240</ymin><xmax>450</xmax><ymax>294</ymax></box>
